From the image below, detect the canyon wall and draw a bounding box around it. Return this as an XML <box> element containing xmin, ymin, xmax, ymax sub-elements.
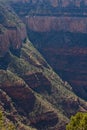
<box><xmin>14</xmin><ymin>0</ymin><xmax>87</xmax><ymax>100</ymax></box>
<box><xmin>0</xmin><ymin>4</ymin><xmax>27</xmax><ymax>57</ymax></box>
<box><xmin>12</xmin><ymin>0</ymin><xmax>87</xmax><ymax>7</ymax></box>
<box><xmin>25</xmin><ymin>16</ymin><xmax>87</xmax><ymax>33</ymax></box>
<box><xmin>0</xmin><ymin>26</ymin><xmax>26</xmax><ymax>56</ymax></box>
<box><xmin>28</xmin><ymin>30</ymin><xmax>87</xmax><ymax>100</ymax></box>
<box><xmin>1</xmin><ymin>1</ymin><xmax>87</xmax><ymax>129</ymax></box>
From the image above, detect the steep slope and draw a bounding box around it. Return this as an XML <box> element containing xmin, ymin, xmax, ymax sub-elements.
<box><xmin>10</xmin><ymin>0</ymin><xmax>87</xmax><ymax>100</ymax></box>
<box><xmin>0</xmin><ymin>0</ymin><xmax>87</xmax><ymax>130</ymax></box>
<box><xmin>1</xmin><ymin>38</ymin><xmax>87</xmax><ymax>130</ymax></box>
<box><xmin>0</xmin><ymin>2</ymin><xmax>26</xmax><ymax>57</ymax></box>
<box><xmin>0</xmin><ymin>69</ymin><xmax>60</xmax><ymax>130</ymax></box>
<box><xmin>28</xmin><ymin>31</ymin><xmax>87</xmax><ymax>100</ymax></box>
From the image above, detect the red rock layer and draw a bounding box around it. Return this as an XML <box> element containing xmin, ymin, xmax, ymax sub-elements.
<box><xmin>30</xmin><ymin>111</ymin><xmax>58</xmax><ymax>128</ymax></box>
<box><xmin>0</xmin><ymin>70</ymin><xmax>59</xmax><ymax>129</ymax></box>
<box><xmin>0</xmin><ymin>25</ymin><xmax>27</xmax><ymax>56</ymax></box>
<box><xmin>42</xmin><ymin>46</ymin><xmax>87</xmax><ymax>99</ymax></box>
<box><xmin>23</xmin><ymin>72</ymin><xmax>51</xmax><ymax>93</ymax></box>
<box><xmin>25</xmin><ymin>16</ymin><xmax>87</xmax><ymax>33</ymax></box>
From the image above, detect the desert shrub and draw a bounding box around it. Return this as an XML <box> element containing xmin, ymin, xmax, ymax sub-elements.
<box><xmin>0</xmin><ymin>111</ymin><xmax>16</xmax><ymax>130</ymax></box>
<box><xmin>66</xmin><ymin>112</ymin><xmax>87</xmax><ymax>130</ymax></box>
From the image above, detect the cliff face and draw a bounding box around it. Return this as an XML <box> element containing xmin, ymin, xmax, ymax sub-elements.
<box><xmin>0</xmin><ymin>28</ymin><xmax>22</xmax><ymax>56</ymax></box>
<box><xmin>1</xmin><ymin>31</ymin><xmax>87</xmax><ymax>129</ymax></box>
<box><xmin>25</xmin><ymin>16</ymin><xmax>87</xmax><ymax>33</ymax></box>
<box><xmin>1</xmin><ymin>1</ymin><xmax>87</xmax><ymax>130</ymax></box>
<box><xmin>11</xmin><ymin>0</ymin><xmax>87</xmax><ymax>100</ymax></box>
<box><xmin>42</xmin><ymin>46</ymin><xmax>87</xmax><ymax>100</ymax></box>
<box><xmin>0</xmin><ymin>3</ymin><xmax>27</xmax><ymax>57</ymax></box>
<box><xmin>23</xmin><ymin>72</ymin><xmax>51</xmax><ymax>94</ymax></box>
<box><xmin>11</xmin><ymin>0</ymin><xmax>87</xmax><ymax>33</ymax></box>
<box><xmin>11</xmin><ymin>0</ymin><xmax>87</xmax><ymax>7</ymax></box>
<box><xmin>28</xmin><ymin>30</ymin><xmax>87</xmax><ymax>100</ymax></box>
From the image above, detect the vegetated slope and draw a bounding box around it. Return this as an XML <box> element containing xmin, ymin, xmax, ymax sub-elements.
<box><xmin>28</xmin><ymin>30</ymin><xmax>87</xmax><ymax>100</ymax></box>
<box><xmin>0</xmin><ymin>1</ymin><xmax>87</xmax><ymax>130</ymax></box>
<box><xmin>10</xmin><ymin>0</ymin><xmax>87</xmax><ymax>100</ymax></box>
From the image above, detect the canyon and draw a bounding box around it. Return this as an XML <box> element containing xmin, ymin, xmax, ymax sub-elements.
<box><xmin>28</xmin><ymin>30</ymin><xmax>87</xmax><ymax>100</ymax></box>
<box><xmin>0</xmin><ymin>0</ymin><xmax>87</xmax><ymax>130</ymax></box>
<box><xmin>12</xmin><ymin>0</ymin><xmax>87</xmax><ymax>100</ymax></box>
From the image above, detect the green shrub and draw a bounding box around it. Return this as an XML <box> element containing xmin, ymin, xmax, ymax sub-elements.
<box><xmin>0</xmin><ymin>111</ymin><xmax>16</xmax><ymax>130</ymax></box>
<box><xmin>66</xmin><ymin>112</ymin><xmax>87</xmax><ymax>130</ymax></box>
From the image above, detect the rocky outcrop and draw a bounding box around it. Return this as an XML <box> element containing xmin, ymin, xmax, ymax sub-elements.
<box><xmin>0</xmin><ymin>89</ymin><xmax>16</xmax><ymax>113</ymax></box>
<box><xmin>0</xmin><ymin>27</ymin><xmax>27</xmax><ymax>56</ymax></box>
<box><xmin>23</xmin><ymin>72</ymin><xmax>51</xmax><ymax>94</ymax></box>
<box><xmin>0</xmin><ymin>4</ymin><xmax>27</xmax><ymax>57</ymax></box>
<box><xmin>1</xmin><ymin>1</ymin><xmax>87</xmax><ymax>130</ymax></box>
<box><xmin>0</xmin><ymin>70</ymin><xmax>59</xmax><ymax>129</ymax></box>
<box><xmin>0</xmin><ymin>28</ymin><xmax>21</xmax><ymax>56</ymax></box>
<box><xmin>30</xmin><ymin>111</ymin><xmax>58</xmax><ymax>128</ymax></box>
<box><xmin>0</xmin><ymin>70</ymin><xmax>35</xmax><ymax>113</ymax></box>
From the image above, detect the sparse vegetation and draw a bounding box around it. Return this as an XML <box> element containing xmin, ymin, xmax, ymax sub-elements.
<box><xmin>0</xmin><ymin>111</ymin><xmax>16</xmax><ymax>130</ymax></box>
<box><xmin>1</xmin><ymin>0</ymin><xmax>87</xmax><ymax>130</ymax></box>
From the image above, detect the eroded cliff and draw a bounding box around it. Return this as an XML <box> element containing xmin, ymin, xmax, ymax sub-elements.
<box><xmin>0</xmin><ymin>3</ymin><xmax>27</xmax><ymax>57</ymax></box>
<box><xmin>11</xmin><ymin>0</ymin><xmax>87</xmax><ymax>100</ymax></box>
<box><xmin>0</xmin><ymin>1</ymin><xmax>87</xmax><ymax>130</ymax></box>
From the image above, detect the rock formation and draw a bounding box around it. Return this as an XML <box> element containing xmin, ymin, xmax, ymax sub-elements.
<box><xmin>13</xmin><ymin>0</ymin><xmax>87</xmax><ymax>100</ymax></box>
<box><xmin>0</xmin><ymin>3</ymin><xmax>27</xmax><ymax>57</ymax></box>
<box><xmin>0</xmin><ymin>0</ymin><xmax>87</xmax><ymax>130</ymax></box>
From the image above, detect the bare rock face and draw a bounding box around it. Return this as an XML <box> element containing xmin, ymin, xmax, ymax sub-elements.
<box><xmin>0</xmin><ymin>25</ymin><xmax>27</xmax><ymax>56</ymax></box>
<box><xmin>0</xmin><ymin>28</ymin><xmax>21</xmax><ymax>56</ymax></box>
<box><xmin>23</xmin><ymin>72</ymin><xmax>51</xmax><ymax>94</ymax></box>
<box><xmin>0</xmin><ymin>28</ymin><xmax>9</xmax><ymax>56</ymax></box>
<box><xmin>25</xmin><ymin>16</ymin><xmax>87</xmax><ymax>33</ymax></box>
<box><xmin>43</xmin><ymin>46</ymin><xmax>87</xmax><ymax>100</ymax></box>
<box><xmin>0</xmin><ymin>89</ymin><xmax>16</xmax><ymax>113</ymax></box>
<box><xmin>0</xmin><ymin>70</ymin><xmax>35</xmax><ymax>113</ymax></box>
<box><xmin>12</xmin><ymin>0</ymin><xmax>87</xmax><ymax>33</ymax></box>
<box><xmin>30</xmin><ymin>111</ymin><xmax>58</xmax><ymax>128</ymax></box>
<box><xmin>0</xmin><ymin>4</ymin><xmax>27</xmax><ymax>57</ymax></box>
